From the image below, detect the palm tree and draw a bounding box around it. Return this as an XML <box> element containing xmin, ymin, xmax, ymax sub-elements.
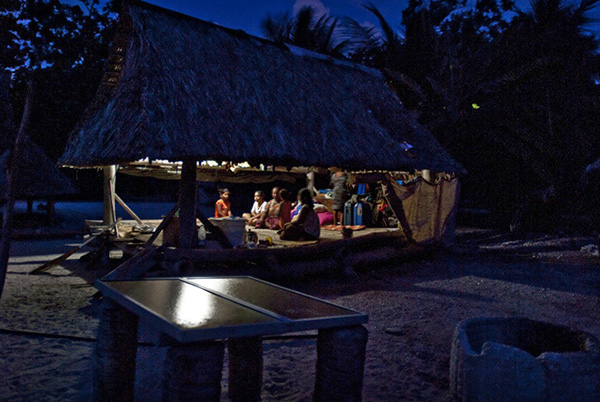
<box><xmin>261</xmin><ymin>6</ymin><xmax>349</xmax><ymax>57</ymax></box>
<box><xmin>342</xmin><ymin>0</ymin><xmax>600</xmax><ymax>225</ymax></box>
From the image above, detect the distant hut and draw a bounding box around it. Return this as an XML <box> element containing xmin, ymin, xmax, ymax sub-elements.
<box><xmin>0</xmin><ymin>72</ymin><xmax>75</xmax><ymax>219</ymax></box>
<box><xmin>60</xmin><ymin>1</ymin><xmax>464</xmax><ymax>247</ymax></box>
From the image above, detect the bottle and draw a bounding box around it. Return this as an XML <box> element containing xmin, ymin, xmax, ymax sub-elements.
<box><xmin>197</xmin><ymin>225</ymin><xmax>206</xmax><ymax>247</ymax></box>
<box><xmin>344</xmin><ymin>200</ymin><xmax>353</xmax><ymax>226</ymax></box>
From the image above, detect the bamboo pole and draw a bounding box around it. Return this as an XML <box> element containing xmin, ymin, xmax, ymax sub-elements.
<box><xmin>114</xmin><ymin>193</ymin><xmax>143</xmax><ymax>225</ymax></box>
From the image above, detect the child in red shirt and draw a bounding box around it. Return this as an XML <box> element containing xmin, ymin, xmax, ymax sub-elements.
<box><xmin>215</xmin><ymin>188</ymin><xmax>232</xmax><ymax>217</ymax></box>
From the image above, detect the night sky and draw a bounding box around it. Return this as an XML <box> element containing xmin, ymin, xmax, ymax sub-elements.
<box><xmin>140</xmin><ymin>0</ymin><xmax>600</xmax><ymax>40</ymax></box>
<box><xmin>142</xmin><ymin>0</ymin><xmax>405</xmax><ymax>37</ymax></box>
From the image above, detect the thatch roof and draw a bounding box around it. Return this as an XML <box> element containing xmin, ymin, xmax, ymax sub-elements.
<box><xmin>60</xmin><ymin>1</ymin><xmax>464</xmax><ymax>174</ymax></box>
<box><xmin>0</xmin><ymin>138</ymin><xmax>76</xmax><ymax>199</ymax></box>
<box><xmin>0</xmin><ymin>73</ymin><xmax>76</xmax><ymax>199</ymax></box>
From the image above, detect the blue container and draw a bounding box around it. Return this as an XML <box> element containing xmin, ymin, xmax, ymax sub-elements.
<box><xmin>353</xmin><ymin>202</ymin><xmax>364</xmax><ymax>225</ymax></box>
<box><xmin>343</xmin><ymin>201</ymin><xmax>353</xmax><ymax>225</ymax></box>
<box><xmin>357</xmin><ymin>184</ymin><xmax>366</xmax><ymax>195</ymax></box>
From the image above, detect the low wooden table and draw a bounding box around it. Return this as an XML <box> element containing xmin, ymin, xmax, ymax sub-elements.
<box><xmin>94</xmin><ymin>276</ymin><xmax>368</xmax><ymax>402</ymax></box>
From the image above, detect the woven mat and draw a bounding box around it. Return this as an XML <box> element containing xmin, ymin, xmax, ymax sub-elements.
<box><xmin>322</xmin><ymin>225</ymin><xmax>366</xmax><ymax>231</ymax></box>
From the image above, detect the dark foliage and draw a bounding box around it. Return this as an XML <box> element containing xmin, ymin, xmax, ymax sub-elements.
<box><xmin>343</xmin><ymin>0</ymin><xmax>600</xmax><ymax>226</ymax></box>
<box><xmin>2</xmin><ymin>0</ymin><xmax>118</xmax><ymax>195</ymax></box>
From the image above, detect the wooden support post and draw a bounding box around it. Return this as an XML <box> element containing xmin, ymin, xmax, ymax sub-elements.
<box><xmin>228</xmin><ymin>337</ymin><xmax>263</xmax><ymax>402</ymax></box>
<box><xmin>93</xmin><ymin>298</ymin><xmax>138</xmax><ymax>402</ymax></box>
<box><xmin>314</xmin><ymin>325</ymin><xmax>368</xmax><ymax>402</ymax></box>
<box><xmin>161</xmin><ymin>341</ymin><xmax>224</xmax><ymax>402</ymax></box>
<box><xmin>381</xmin><ymin>177</ymin><xmax>414</xmax><ymax>243</ymax></box>
<box><xmin>46</xmin><ymin>199</ymin><xmax>55</xmax><ymax>224</ymax></box>
<box><xmin>103</xmin><ymin>166</ymin><xmax>117</xmax><ymax>226</ymax></box>
<box><xmin>307</xmin><ymin>169</ymin><xmax>316</xmax><ymax>196</ymax></box>
<box><xmin>178</xmin><ymin>159</ymin><xmax>197</xmax><ymax>249</ymax></box>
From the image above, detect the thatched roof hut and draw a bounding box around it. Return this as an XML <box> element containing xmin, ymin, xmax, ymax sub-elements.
<box><xmin>0</xmin><ymin>139</ymin><xmax>76</xmax><ymax>200</ymax></box>
<box><xmin>59</xmin><ymin>1</ymin><xmax>464</xmax><ymax>174</ymax></box>
<box><xmin>0</xmin><ymin>73</ymin><xmax>75</xmax><ymax>200</ymax></box>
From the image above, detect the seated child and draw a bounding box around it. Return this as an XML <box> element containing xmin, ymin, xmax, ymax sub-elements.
<box><xmin>242</xmin><ymin>190</ymin><xmax>267</xmax><ymax>227</ymax></box>
<box><xmin>214</xmin><ymin>188</ymin><xmax>232</xmax><ymax>218</ymax></box>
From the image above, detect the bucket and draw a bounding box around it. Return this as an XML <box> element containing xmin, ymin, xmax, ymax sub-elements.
<box><xmin>208</xmin><ymin>217</ymin><xmax>247</xmax><ymax>247</ymax></box>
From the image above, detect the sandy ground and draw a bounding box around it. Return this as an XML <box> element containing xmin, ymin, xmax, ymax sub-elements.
<box><xmin>0</xmin><ymin>229</ymin><xmax>598</xmax><ymax>402</ymax></box>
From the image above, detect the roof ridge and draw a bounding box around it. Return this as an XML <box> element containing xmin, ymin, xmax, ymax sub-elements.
<box><xmin>133</xmin><ymin>1</ymin><xmax>381</xmax><ymax>78</ymax></box>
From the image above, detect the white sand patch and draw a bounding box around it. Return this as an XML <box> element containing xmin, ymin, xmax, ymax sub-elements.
<box><xmin>0</xmin><ymin>234</ymin><xmax>598</xmax><ymax>401</ymax></box>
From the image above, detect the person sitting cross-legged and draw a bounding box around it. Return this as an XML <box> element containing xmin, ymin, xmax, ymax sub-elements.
<box><xmin>242</xmin><ymin>190</ymin><xmax>268</xmax><ymax>227</ymax></box>
<box><xmin>279</xmin><ymin>188</ymin><xmax>320</xmax><ymax>241</ymax></box>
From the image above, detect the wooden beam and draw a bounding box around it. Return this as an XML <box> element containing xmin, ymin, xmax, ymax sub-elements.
<box><xmin>30</xmin><ymin>234</ymin><xmax>99</xmax><ymax>274</ymax></box>
<box><xmin>144</xmin><ymin>203</ymin><xmax>179</xmax><ymax>248</ymax></box>
<box><xmin>195</xmin><ymin>210</ymin><xmax>233</xmax><ymax>249</ymax></box>
<box><xmin>114</xmin><ymin>193</ymin><xmax>143</xmax><ymax>225</ymax></box>
<box><xmin>103</xmin><ymin>247</ymin><xmax>157</xmax><ymax>280</ymax></box>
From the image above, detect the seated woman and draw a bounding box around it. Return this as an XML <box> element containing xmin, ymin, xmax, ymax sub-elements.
<box><xmin>264</xmin><ymin>187</ymin><xmax>282</xmax><ymax>229</ymax></box>
<box><xmin>279</xmin><ymin>188</ymin><xmax>320</xmax><ymax>241</ymax></box>
<box><xmin>242</xmin><ymin>190</ymin><xmax>268</xmax><ymax>227</ymax></box>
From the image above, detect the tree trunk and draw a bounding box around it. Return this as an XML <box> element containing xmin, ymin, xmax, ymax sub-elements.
<box><xmin>0</xmin><ymin>78</ymin><xmax>34</xmax><ymax>299</ymax></box>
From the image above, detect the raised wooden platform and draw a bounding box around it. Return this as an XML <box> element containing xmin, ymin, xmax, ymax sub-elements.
<box><xmin>87</xmin><ymin>219</ymin><xmax>425</xmax><ymax>281</ymax></box>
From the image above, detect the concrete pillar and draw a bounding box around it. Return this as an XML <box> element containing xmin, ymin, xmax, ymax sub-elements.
<box><xmin>93</xmin><ymin>298</ymin><xmax>139</xmax><ymax>402</ymax></box>
<box><xmin>314</xmin><ymin>325</ymin><xmax>368</xmax><ymax>402</ymax></box>
<box><xmin>161</xmin><ymin>341</ymin><xmax>224</xmax><ymax>402</ymax></box>
<box><xmin>228</xmin><ymin>337</ymin><xmax>263</xmax><ymax>402</ymax></box>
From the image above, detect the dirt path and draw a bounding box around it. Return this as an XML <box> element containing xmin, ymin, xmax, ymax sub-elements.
<box><xmin>0</xmin><ymin>231</ymin><xmax>598</xmax><ymax>401</ymax></box>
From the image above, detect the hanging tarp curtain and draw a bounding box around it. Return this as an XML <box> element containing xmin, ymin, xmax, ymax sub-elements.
<box><xmin>389</xmin><ymin>177</ymin><xmax>459</xmax><ymax>245</ymax></box>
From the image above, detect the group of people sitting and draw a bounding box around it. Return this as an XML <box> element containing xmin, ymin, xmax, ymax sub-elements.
<box><xmin>214</xmin><ymin>187</ymin><xmax>320</xmax><ymax>241</ymax></box>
